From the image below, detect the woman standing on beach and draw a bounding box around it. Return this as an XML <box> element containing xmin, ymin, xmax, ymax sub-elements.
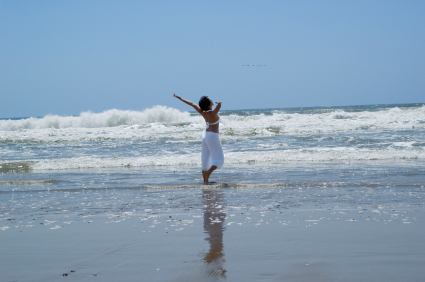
<box><xmin>173</xmin><ymin>93</ymin><xmax>224</xmax><ymax>183</ymax></box>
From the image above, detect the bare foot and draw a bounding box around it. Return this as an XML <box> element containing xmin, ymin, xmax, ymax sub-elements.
<box><xmin>204</xmin><ymin>165</ymin><xmax>217</xmax><ymax>183</ymax></box>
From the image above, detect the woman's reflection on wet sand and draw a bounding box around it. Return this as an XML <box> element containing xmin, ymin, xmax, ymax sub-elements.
<box><xmin>203</xmin><ymin>189</ymin><xmax>226</xmax><ymax>278</ymax></box>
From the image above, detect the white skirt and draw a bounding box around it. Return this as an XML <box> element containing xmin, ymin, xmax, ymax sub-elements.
<box><xmin>201</xmin><ymin>132</ymin><xmax>224</xmax><ymax>171</ymax></box>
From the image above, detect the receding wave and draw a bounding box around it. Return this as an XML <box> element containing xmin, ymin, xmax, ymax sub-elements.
<box><xmin>0</xmin><ymin>179</ymin><xmax>58</xmax><ymax>186</ymax></box>
<box><xmin>2</xmin><ymin>182</ymin><xmax>422</xmax><ymax>193</ymax></box>
<box><xmin>27</xmin><ymin>148</ymin><xmax>425</xmax><ymax>170</ymax></box>
<box><xmin>0</xmin><ymin>162</ymin><xmax>35</xmax><ymax>173</ymax></box>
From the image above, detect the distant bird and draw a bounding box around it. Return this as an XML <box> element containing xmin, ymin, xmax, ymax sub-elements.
<box><xmin>240</xmin><ymin>64</ymin><xmax>267</xmax><ymax>66</ymax></box>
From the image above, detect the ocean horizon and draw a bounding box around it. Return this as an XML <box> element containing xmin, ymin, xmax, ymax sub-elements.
<box><xmin>2</xmin><ymin>102</ymin><xmax>424</xmax><ymax>120</ymax></box>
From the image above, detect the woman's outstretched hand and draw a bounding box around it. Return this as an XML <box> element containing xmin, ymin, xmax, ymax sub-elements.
<box><xmin>173</xmin><ymin>93</ymin><xmax>181</xmax><ymax>99</ymax></box>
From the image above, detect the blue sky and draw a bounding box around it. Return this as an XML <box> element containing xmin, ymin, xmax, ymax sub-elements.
<box><xmin>1</xmin><ymin>0</ymin><xmax>424</xmax><ymax>118</ymax></box>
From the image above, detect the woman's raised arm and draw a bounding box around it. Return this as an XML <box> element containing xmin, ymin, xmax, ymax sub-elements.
<box><xmin>173</xmin><ymin>93</ymin><xmax>202</xmax><ymax>114</ymax></box>
<box><xmin>212</xmin><ymin>101</ymin><xmax>222</xmax><ymax>115</ymax></box>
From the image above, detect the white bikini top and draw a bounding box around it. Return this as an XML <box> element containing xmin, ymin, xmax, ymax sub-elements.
<box><xmin>206</xmin><ymin>114</ymin><xmax>220</xmax><ymax>129</ymax></box>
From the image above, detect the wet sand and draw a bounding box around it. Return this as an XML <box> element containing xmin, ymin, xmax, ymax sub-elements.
<box><xmin>1</xmin><ymin>183</ymin><xmax>424</xmax><ymax>282</ymax></box>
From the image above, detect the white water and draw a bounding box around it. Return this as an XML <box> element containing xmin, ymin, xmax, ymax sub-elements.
<box><xmin>1</xmin><ymin>104</ymin><xmax>424</xmax><ymax>170</ymax></box>
<box><xmin>31</xmin><ymin>148</ymin><xmax>425</xmax><ymax>170</ymax></box>
<box><xmin>0</xmin><ymin>106</ymin><xmax>192</xmax><ymax>131</ymax></box>
<box><xmin>1</xmin><ymin>105</ymin><xmax>424</xmax><ymax>140</ymax></box>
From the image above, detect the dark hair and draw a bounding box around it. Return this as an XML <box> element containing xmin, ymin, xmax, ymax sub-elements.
<box><xmin>199</xmin><ymin>96</ymin><xmax>210</xmax><ymax>111</ymax></box>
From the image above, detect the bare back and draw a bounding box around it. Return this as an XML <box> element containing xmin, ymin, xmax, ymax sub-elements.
<box><xmin>202</xmin><ymin>111</ymin><xmax>220</xmax><ymax>133</ymax></box>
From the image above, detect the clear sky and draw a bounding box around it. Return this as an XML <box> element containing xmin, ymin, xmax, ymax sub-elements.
<box><xmin>1</xmin><ymin>0</ymin><xmax>424</xmax><ymax>118</ymax></box>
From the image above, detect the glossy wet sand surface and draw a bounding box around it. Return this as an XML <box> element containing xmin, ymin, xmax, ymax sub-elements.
<box><xmin>1</xmin><ymin>177</ymin><xmax>424</xmax><ymax>282</ymax></box>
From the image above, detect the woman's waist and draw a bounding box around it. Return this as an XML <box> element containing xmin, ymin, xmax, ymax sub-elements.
<box><xmin>205</xmin><ymin>123</ymin><xmax>219</xmax><ymax>133</ymax></box>
<box><xmin>204</xmin><ymin>129</ymin><xmax>219</xmax><ymax>134</ymax></box>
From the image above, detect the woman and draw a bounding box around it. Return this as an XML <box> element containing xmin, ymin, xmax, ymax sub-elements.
<box><xmin>173</xmin><ymin>93</ymin><xmax>224</xmax><ymax>183</ymax></box>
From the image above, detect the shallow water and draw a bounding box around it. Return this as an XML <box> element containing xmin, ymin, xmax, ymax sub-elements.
<box><xmin>1</xmin><ymin>161</ymin><xmax>424</xmax><ymax>230</ymax></box>
<box><xmin>1</xmin><ymin>165</ymin><xmax>424</xmax><ymax>281</ymax></box>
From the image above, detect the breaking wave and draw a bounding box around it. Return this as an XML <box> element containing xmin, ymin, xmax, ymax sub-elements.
<box><xmin>0</xmin><ymin>106</ymin><xmax>192</xmax><ymax>131</ymax></box>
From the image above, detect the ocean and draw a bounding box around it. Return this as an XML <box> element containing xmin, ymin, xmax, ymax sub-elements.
<box><xmin>1</xmin><ymin>103</ymin><xmax>424</xmax><ymax>198</ymax></box>
<box><xmin>1</xmin><ymin>103</ymin><xmax>424</xmax><ymax>165</ymax></box>
<box><xmin>1</xmin><ymin>102</ymin><xmax>424</xmax><ymax>175</ymax></box>
<box><xmin>1</xmin><ymin>103</ymin><xmax>424</xmax><ymax>189</ymax></box>
<box><xmin>1</xmin><ymin>102</ymin><xmax>424</xmax><ymax>216</ymax></box>
<box><xmin>1</xmin><ymin>103</ymin><xmax>425</xmax><ymax>281</ymax></box>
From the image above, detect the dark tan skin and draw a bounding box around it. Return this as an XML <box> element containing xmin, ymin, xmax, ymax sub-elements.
<box><xmin>173</xmin><ymin>93</ymin><xmax>222</xmax><ymax>182</ymax></box>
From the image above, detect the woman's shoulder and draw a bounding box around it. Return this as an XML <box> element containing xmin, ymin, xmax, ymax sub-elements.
<box><xmin>202</xmin><ymin>110</ymin><xmax>217</xmax><ymax>121</ymax></box>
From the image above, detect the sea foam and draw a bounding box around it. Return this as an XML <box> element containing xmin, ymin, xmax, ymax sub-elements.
<box><xmin>31</xmin><ymin>148</ymin><xmax>425</xmax><ymax>170</ymax></box>
<box><xmin>1</xmin><ymin>104</ymin><xmax>424</xmax><ymax>171</ymax></box>
<box><xmin>1</xmin><ymin>105</ymin><xmax>424</xmax><ymax>140</ymax></box>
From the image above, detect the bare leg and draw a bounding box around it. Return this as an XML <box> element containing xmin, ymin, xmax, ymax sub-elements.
<box><xmin>202</xmin><ymin>170</ymin><xmax>207</xmax><ymax>182</ymax></box>
<box><xmin>204</xmin><ymin>165</ymin><xmax>217</xmax><ymax>183</ymax></box>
